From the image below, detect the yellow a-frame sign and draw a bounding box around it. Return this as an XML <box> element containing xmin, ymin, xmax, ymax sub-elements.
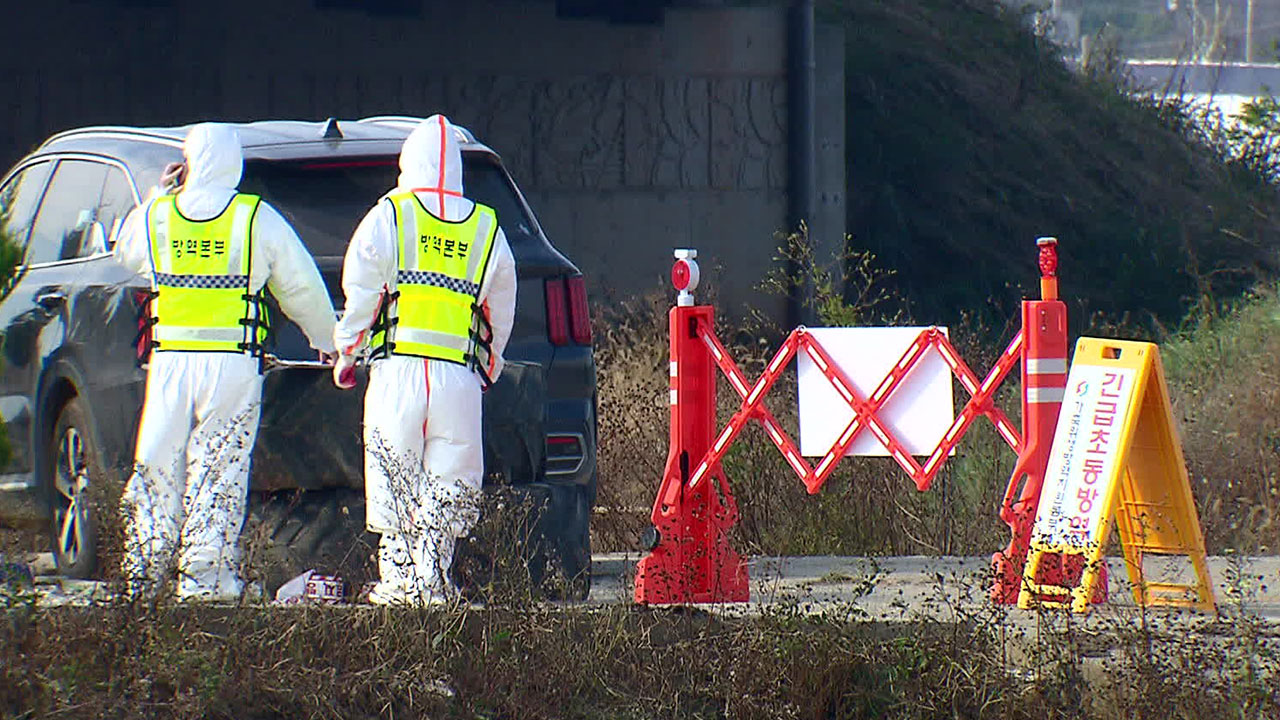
<box><xmin>1019</xmin><ymin>338</ymin><xmax>1216</xmax><ymax>614</ymax></box>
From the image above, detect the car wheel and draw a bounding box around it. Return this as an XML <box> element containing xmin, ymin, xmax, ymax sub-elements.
<box><xmin>246</xmin><ymin>488</ymin><xmax>378</xmax><ymax>596</ymax></box>
<box><xmin>48</xmin><ymin>399</ymin><xmax>99</xmax><ymax>578</ymax></box>
<box><xmin>453</xmin><ymin>481</ymin><xmax>592</xmax><ymax>601</ymax></box>
<box><xmin>548</xmin><ymin>480</ymin><xmax>593</xmax><ymax>600</ymax></box>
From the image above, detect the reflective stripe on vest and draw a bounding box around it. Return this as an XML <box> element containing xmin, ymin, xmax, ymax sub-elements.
<box><xmin>373</xmin><ymin>192</ymin><xmax>499</xmax><ymax>365</ymax></box>
<box><xmin>147</xmin><ymin>193</ymin><xmax>265</xmax><ymax>353</ymax></box>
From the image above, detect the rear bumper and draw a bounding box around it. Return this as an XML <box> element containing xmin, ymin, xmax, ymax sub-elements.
<box><xmin>251</xmin><ymin>357</ymin><xmax>597</xmax><ymax>494</ymax></box>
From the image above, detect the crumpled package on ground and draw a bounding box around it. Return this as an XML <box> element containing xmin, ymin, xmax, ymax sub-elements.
<box><xmin>273</xmin><ymin>569</ymin><xmax>316</xmax><ymax>604</ymax></box>
<box><xmin>274</xmin><ymin>569</ymin><xmax>347</xmax><ymax>605</ymax></box>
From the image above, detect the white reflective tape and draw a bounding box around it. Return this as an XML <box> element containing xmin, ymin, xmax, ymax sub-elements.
<box><xmin>923</xmin><ymin>453</ymin><xmax>941</xmax><ymax>473</ymax></box>
<box><xmin>768</xmin><ymin>349</ymin><xmax>788</xmax><ymax>374</ymax></box>
<box><xmin>394</xmin><ymin>327</ymin><xmax>470</xmax><ymax>352</ymax></box>
<box><xmin>1026</xmin><ymin>386</ymin><xmax>1066</xmax><ymax>403</ymax></box>
<box><xmin>809</xmin><ymin>347</ymin><xmax>828</xmax><ymax>371</ymax></box>
<box><xmin>467</xmin><ymin>210</ymin><xmax>495</xmax><ymax>281</ymax></box>
<box><xmin>981</xmin><ymin>371</ymin><xmax>1000</xmax><ymax>393</ymax></box>
<box><xmin>816</xmin><ymin>453</ymin><xmax>835</xmax><ymax>476</ymax></box>
<box><xmin>871</xmin><ymin>424</ymin><xmax>889</xmax><ymax>443</ymax></box>
<box><xmin>399</xmin><ymin>199</ymin><xmax>419</xmax><ymax>272</ymax></box>
<box><xmin>838</xmin><ymin>421</ymin><xmax>859</xmax><ymax>445</ymax></box>
<box><xmin>153</xmin><ymin>326</ymin><xmax>244</xmax><ymax>343</ymax></box>
<box><xmin>872</xmin><ymin>382</ymin><xmax>891</xmax><ymax>402</ymax></box>
<box><xmin>670</xmin><ymin>389</ymin><xmax>677</xmax><ymax>405</ymax></box>
<box><xmin>689</xmin><ymin>466</ymin><xmax>707</xmax><ymax>487</ymax></box>
<box><xmin>997</xmin><ymin>422</ymin><xmax>1019</xmax><ymax>447</ymax></box>
<box><xmin>153</xmin><ymin>203</ymin><xmax>172</xmax><ymax>274</ymax></box>
<box><xmin>764</xmin><ymin>421</ymin><xmax>783</xmax><ymax>446</ymax></box>
<box><xmin>833</xmin><ymin>380</ymin><xmax>853</xmax><ymax>403</ymax></box>
<box><xmin>670</xmin><ymin>361</ymin><xmax>678</xmax><ymax>377</ymax></box>
<box><xmin>229</xmin><ymin>199</ymin><xmax>253</xmax><ymax>275</ymax></box>
<box><xmin>713</xmin><ymin>428</ymin><xmax>732</xmax><ymax>453</ymax></box>
<box><xmin>938</xmin><ymin>344</ymin><xmax>959</xmax><ymax>368</ymax></box>
<box><xmin>729</xmin><ymin>374</ymin><xmax>748</xmax><ymax>397</ymax></box>
<box><xmin>1026</xmin><ymin>358</ymin><xmax>1067</xmax><ymax>374</ymax></box>
<box><xmin>747</xmin><ymin>380</ymin><xmax>767</xmax><ymax>406</ymax></box>
<box><xmin>785</xmin><ymin>451</ymin><xmax>807</xmax><ymax>478</ymax></box>
<box><xmin>708</xmin><ymin>342</ymin><xmax>723</xmax><ymax>361</ymax></box>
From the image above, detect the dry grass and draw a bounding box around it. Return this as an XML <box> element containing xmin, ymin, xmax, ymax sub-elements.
<box><xmin>3</xmin><ymin>585</ymin><xmax>1278</xmax><ymax>719</ymax></box>
<box><xmin>1162</xmin><ymin>287</ymin><xmax>1280</xmax><ymax>553</ymax></box>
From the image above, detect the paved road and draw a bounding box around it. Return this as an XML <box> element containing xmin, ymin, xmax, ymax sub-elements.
<box><xmin>16</xmin><ymin>551</ymin><xmax>1280</xmax><ymax>628</ymax></box>
<box><xmin>588</xmin><ymin>553</ymin><xmax>1280</xmax><ymax>625</ymax></box>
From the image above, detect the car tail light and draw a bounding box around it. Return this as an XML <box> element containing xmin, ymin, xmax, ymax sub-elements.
<box><xmin>546</xmin><ymin>434</ymin><xmax>585</xmax><ymax>475</ymax></box>
<box><xmin>545</xmin><ymin>278</ymin><xmax>569</xmax><ymax>346</ymax></box>
<box><xmin>547</xmin><ymin>435</ymin><xmax>580</xmax><ymax>452</ymax></box>
<box><xmin>566</xmin><ymin>275</ymin><xmax>592</xmax><ymax>345</ymax></box>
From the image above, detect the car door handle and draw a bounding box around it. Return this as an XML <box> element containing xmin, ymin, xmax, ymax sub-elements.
<box><xmin>36</xmin><ymin>292</ymin><xmax>66</xmax><ymax>310</ymax></box>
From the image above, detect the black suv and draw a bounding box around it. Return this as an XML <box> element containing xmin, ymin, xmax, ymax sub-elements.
<box><xmin>0</xmin><ymin>117</ymin><xmax>597</xmax><ymax>595</ymax></box>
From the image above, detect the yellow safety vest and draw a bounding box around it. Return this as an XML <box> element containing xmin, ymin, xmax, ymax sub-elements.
<box><xmin>371</xmin><ymin>191</ymin><xmax>499</xmax><ymax>372</ymax></box>
<box><xmin>145</xmin><ymin>193</ymin><xmax>268</xmax><ymax>354</ymax></box>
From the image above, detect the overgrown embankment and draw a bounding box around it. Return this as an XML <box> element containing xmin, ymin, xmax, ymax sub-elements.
<box><xmin>834</xmin><ymin>0</ymin><xmax>1280</xmax><ymax>331</ymax></box>
<box><xmin>1162</xmin><ymin>287</ymin><xmax>1280</xmax><ymax>552</ymax></box>
<box><xmin>595</xmin><ymin>1</ymin><xmax>1280</xmax><ymax>558</ymax></box>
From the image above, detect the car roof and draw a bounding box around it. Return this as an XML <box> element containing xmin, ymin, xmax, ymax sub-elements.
<box><xmin>32</xmin><ymin>117</ymin><xmax>498</xmax><ymax>166</ymax></box>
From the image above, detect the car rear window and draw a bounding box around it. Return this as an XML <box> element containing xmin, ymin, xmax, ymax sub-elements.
<box><xmin>240</xmin><ymin>156</ymin><xmax>539</xmax><ymax>257</ymax></box>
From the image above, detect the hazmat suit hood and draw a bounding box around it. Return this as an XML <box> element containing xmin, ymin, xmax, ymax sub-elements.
<box><xmin>398</xmin><ymin>115</ymin><xmax>463</xmax><ymax>198</ymax></box>
<box><xmin>182</xmin><ymin>123</ymin><xmax>243</xmax><ymax>193</ymax></box>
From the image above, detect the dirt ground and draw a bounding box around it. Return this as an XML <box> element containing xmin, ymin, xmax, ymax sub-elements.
<box><xmin>0</xmin><ymin>522</ymin><xmax>43</xmax><ymax>560</ymax></box>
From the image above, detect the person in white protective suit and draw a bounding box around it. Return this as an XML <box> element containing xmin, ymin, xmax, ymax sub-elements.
<box><xmin>332</xmin><ymin>115</ymin><xmax>517</xmax><ymax>606</ymax></box>
<box><xmin>114</xmin><ymin>123</ymin><xmax>337</xmax><ymax>601</ymax></box>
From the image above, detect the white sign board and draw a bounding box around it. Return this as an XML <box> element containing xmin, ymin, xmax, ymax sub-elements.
<box><xmin>1031</xmin><ymin>364</ymin><xmax>1137</xmax><ymax>549</ymax></box>
<box><xmin>796</xmin><ymin>327</ymin><xmax>954</xmax><ymax>457</ymax></box>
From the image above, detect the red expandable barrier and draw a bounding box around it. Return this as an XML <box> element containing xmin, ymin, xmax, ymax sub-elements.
<box><xmin>633</xmin><ymin>240</ymin><xmax>1108</xmax><ymax>605</ymax></box>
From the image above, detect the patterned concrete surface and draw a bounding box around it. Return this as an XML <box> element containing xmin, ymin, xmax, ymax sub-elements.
<box><xmin>11</xmin><ymin>552</ymin><xmax>1280</xmax><ymax>627</ymax></box>
<box><xmin>588</xmin><ymin>553</ymin><xmax>1280</xmax><ymax>624</ymax></box>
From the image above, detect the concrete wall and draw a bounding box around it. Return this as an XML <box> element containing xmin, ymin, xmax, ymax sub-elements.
<box><xmin>1</xmin><ymin>0</ymin><xmax>844</xmax><ymax>318</ymax></box>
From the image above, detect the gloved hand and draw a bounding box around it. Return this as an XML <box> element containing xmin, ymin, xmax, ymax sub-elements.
<box><xmin>160</xmin><ymin>162</ymin><xmax>186</xmax><ymax>192</ymax></box>
<box><xmin>332</xmin><ymin>352</ymin><xmax>358</xmax><ymax>390</ymax></box>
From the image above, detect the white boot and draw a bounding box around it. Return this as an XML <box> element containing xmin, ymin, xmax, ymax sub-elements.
<box><xmin>367</xmin><ymin>533</ymin><xmax>417</xmax><ymax>605</ymax></box>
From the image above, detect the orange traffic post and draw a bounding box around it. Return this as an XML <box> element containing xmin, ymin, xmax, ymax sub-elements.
<box><xmin>991</xmin><ymin>237</ymin><xmax>1107</xmax><ymax>604</ymax></box>
<box><xmin>634</xmin><ymin>250</ymin><xmax>749</xmax><ymax>604</ymax></box>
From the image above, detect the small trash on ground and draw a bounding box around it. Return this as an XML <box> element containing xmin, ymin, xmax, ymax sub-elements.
<box><xmin>274</xmin><ymin>570</ymin><xmax>348</xmax><ymax>605</ymax></box>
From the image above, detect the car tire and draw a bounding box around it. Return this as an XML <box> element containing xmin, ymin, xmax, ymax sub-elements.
<box><xmin>46</xmin><ymin>399</ymin><xmax>100</xmax><ymax>579</ymax></box>
<box><xmin>546</xmin><ymin>480</ymin><xmax>593</xmax><ymax>600</ymax></box>
<box><xmin>246</xmin><ymin>488</ymin><xmax>378</xmax><ymax>596</ymax></box>
<box><xmin>453</xmin><ymin>480</ymin><xmax>593</xmax><ymax>601</ymax></box>
<box><xmin>249</xmin><ymin>483</ymin><xmax>593</xmax><ymax>601</ymax></box>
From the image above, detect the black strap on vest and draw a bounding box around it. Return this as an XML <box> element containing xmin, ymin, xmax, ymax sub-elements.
<box><xmin>134</xmin><ymin>289</ymin><xmax>161</xmax><ymax>366</ymax></box>
<box><xmin>236</xmin><ymin>291</ymin><xmax>272</xmax><ymax>373</ymax></box>
<box><xmin>368</xmin><ymin>290</ymin><xmax>401</xmax><ymax>361</ymax></box>
<box><xmin>468</xmin><ymin>301</ymin><xmax>495</xmax><ymax>389</ymax></box>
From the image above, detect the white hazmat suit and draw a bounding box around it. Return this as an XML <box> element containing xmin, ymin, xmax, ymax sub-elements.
<box><xmin>115</xmin><ymin>123</ymin><xmax>337</xmax><ymax>600</ymax></box>
<box><xmin>333</xmin><ymin>115</ymin><xmax>517</xmax><ymax>605</ymax></box>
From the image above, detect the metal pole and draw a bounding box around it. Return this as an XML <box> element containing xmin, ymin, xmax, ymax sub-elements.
<box><xmin>788</xmin><ymin>0</ymin><xmax>817</xmax><ymax>327</ymax></box>
<box><xmin>1246</xmin><ymin>0</ymin><xmax>1255</xmax><ymax>62</ymax></box>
